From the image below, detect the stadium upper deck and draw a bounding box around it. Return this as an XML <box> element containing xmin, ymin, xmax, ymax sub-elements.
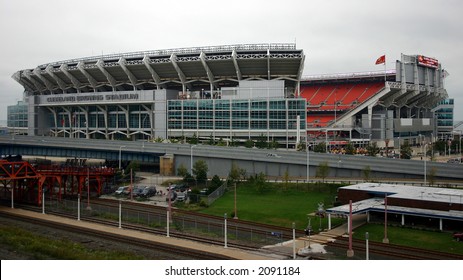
<box><xmin>12</xmin><ymin>43</ymin><xmax>305</xmax><ymax>95</ymax></box>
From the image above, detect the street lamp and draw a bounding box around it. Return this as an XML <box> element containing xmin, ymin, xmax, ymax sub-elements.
<box><xmin>365</xmin><ymin>232</ymin><xmax>369</xmax><ymax>260</ymax></box>
<box><xmin>306</xmin><ymin>143</ymin><xmax>310</xmax><ymax>183</ymax></box>
<box><xmin>292</xmin><ymin>222</ymin><xmax>296</xmax><ymax>260</ymax></box>
<box><xmin>424</xmin><ymin>143</ymin><xmax>428</xmax><ymax>186</ymax></box>
<box><xmin>453</xmin><ymin>130</ymin><xmax>462</xmax><ymax>163</ymax></box>
<box><xmin>190</xmin><ymin>144</ymin><xmax>197</xmax><ymax>174</ymax></box>
<box><xmin>118</xmin><ymin>145</ymin><xmax>126</xmax><ymax>170</ymax></box>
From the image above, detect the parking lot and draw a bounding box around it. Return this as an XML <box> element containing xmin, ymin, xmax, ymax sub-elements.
<box><xmin>104</xmin><ymin>173</ymin><xmax>184</xmax><ymax>207</ymax></box>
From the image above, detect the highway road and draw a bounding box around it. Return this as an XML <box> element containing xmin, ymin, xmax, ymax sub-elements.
<box><xmin>1</xmin><ymin>135</ymin><xmax>463</xmax><ymax>181</ymax></box>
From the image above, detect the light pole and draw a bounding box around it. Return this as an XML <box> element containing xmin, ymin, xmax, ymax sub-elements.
<box><xmin>224</xmin><ymin>213</ymin><xmax>228</xmax><ymax>248</ymax></box>
<box><xmin>365</xmin><ymin>232</ymin><xmax>369</xmax><ymax>260</ymax></box>
<box><xmin>424</xmin><ymin>143</ymin><xmax>428</xmax><ymax>186</ymax></box>
<box><xmin>118</xmin><ymin>145</ymin><xmax>126</xmax><ymax>170</ymax></box>
<box><xmin>325</xmin><ymin>129</ymin><xmax>329</xmax><ymax>153</ymax></box>
<box><xmin>454</xmin><ymin>130</ymin><xmax>462</xmax><ymax>163</ymax></box>
<box><xmin>431</xmin><ymin>133</ymin><xmax>434</xmax><ymax>161</ymax></box>
<box><xmin>306</xmin><ymin>143</ymin><xmax>310</xmax><ymax>183</ymax></box>
<box><xmin>419</xmin><ymin>134</ymin><xmax>424</xmax><ymax>160</ymax></box>
<box><xmin>292</xmin><ymin>222</ymin><xmax>296</xmax><ymax>260</ymax></box>
<box><xmin>383</xmin><ymin>194</ymin><xmax>389</xmax><ymax>244</ymax></box>
<box><xmin>190</xmin><ymin>144</ymin><xmax>197</xmax><ymax>174</ymax></box>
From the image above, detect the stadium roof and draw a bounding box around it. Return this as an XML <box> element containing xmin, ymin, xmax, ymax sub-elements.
<box><xmin>12</xmin><ymin>43</ymin><xmax>305</xmax><ymax>94</ymax></box>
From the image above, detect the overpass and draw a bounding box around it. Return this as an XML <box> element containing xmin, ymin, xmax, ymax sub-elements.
<box><xmin>1</xmin><ymin>135</ymin><xmax>462</xmax><ymax>181</ymax></box>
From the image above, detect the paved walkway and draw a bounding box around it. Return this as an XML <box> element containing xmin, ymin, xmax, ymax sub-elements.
<box><xmin>264</xmin><ymin>214</ymin><xmax>367</xmax><ymax>257</ymax></box>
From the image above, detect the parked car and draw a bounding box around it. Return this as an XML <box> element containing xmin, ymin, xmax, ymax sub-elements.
<box><xmin>132</xmin><ymin>186</ymin><xmax>144</xmax><ymax>197</ymax></box>
<box><xmin>169</xmin><ymin>184</ymin><xmax>189</xmax><ymax>192</ymax></box>
<box><xmin>453</xmin><ymin>232</ymin><xmax>463</xmax><ymax>241</ymax></box>
<box><xmin>122</xmin><ymin>186</ymin><xmax>132</xmax><ymax>195</ymax></box>
<box><xmin>139</xmin><ymin>186</ymin><xmax>157</xmax><ymax>198</ymax></box>
<box><xmin>165</xmin><ymin>190</ymin><xmax>177</xmax><ymax>202</ymax></box>
<box><xmin>115</xmin><ymin>186</ymin><xmax>129</xmax><ymax>195</ymax></box>
<box><xmin>176</xmin><ymin>191</ymin><xmax>188</xmax><ymax>202</ymax></box>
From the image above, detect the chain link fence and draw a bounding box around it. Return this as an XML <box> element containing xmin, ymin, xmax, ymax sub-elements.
<box><xmin>43</xmin><ymin>197</ymin><xmax>286</xmax><ymax>246</ymax></box>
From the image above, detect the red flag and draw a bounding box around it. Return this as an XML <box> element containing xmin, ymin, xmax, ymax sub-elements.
<box><xmin>375</xmin><ymin>55</ymin><xmax>386</xmax><ymax>65</ymax></box>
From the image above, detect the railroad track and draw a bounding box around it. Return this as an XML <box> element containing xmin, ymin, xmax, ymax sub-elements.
<box><xmin>5</xmin><ymin>200</ymin><xmax>293</xmax><ymax>258</ymax></box>
<box><xmin>0</xmin><ymin>210</ymin><xmax>232</xmax><ymax>260</ymax></box>
<box><xmin>326</xmin><ymin>237</ymin><xmax>463</xmax><ymax>260</ymax></box>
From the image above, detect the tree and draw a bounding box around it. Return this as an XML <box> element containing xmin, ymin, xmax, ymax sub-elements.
<box><xmin>400</xmin><ymin>140</ymin><xmax>413</xmax><ymax>159</ymax></box>
<box><xmin>296</xmin><ymin>141</ymin><xmax>307</xmax><ymax>151</ymax></box>
<box><xmin>255</xmin><ymin>134</ymin><xmax>267</xmax><ymax>149</ymax></box>
<box><xmin>193</xmin><ymin>160</ymin><xmax>208</xmax><ymax>184</ymax></box>
<box><xmin>283</xmin><ymin>169</ymin><xmax>290</xmax><ymax>190</ymax></box>
<box><xmin>362</xmin><ymin>166</ymin><xmax>371</xmax><ymax>182</ymax></box>
<box><xmin>217</xmin><ymin>138</ymin><xmax>226</xmax><ymax>146</ymax></box>
<box><xmin>188</xmin><ymin>133</ymin><xmax>199</xmax><ymax>145</ymax></box>
<box><xmin>177</xmin><ymin>164</ymin><xmax>188</xmax><ymax>178</ymax></box>
<box><xmin>316</xmin><ymin>162</ymin><xmax>329</xmax><ymax>182</ymax></box>
<box><xmin>313</xmin><ymin>142</ymin><xmax>327</xmax><ymax>153</ymax></box>
<box><xmin>345</xmin><ymin>143</ymin><xmax>356</xmax><ymax>155</ymax></box>
<box><xmin>210</xmin><ymin>175</ymin><xmax>223</xmax><ymax>189</ymax></box>
<box><xmin>228</xmin><ymin>162</ymin><xmax>246</xmax><ymax>184</ymax></box>
<box><xmin>207</xmin><ymin>134</ymin><xmax>215</xmax><ymax>145</ymax></box>
<box><xmin>177</xmin><ymin>164</ymin><xmax>193</xmax><ymax>183</ymax></box>
<box><xmin>268</xmin><ymin>139</ymin><xmax>279</xmax><ymax>150</ymax></box>
<box><xmin>244</xmin><ymin>139</ymin><xmax>254</xmax><ymax>148</ymax></box>
<box><xmin>366</xmin><ymin>142</ymin><xmax>380</xmax><ymax>157</ymax></box>
<box><xmin>428</xmin><ymin>167</ymin><xmax>437</xmax><ymax>187</ymax></box>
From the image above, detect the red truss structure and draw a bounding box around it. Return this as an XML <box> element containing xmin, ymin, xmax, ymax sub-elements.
<box><xmin>0</xmin><ymin>160</ymin><xmax>116</xmax><ymax>205</ymax></box>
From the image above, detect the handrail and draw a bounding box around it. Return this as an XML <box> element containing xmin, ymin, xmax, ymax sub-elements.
<box><xmin>39</xmin><ymin>43</ymin><xmax>297</xmax><ymax>68</ymax></box>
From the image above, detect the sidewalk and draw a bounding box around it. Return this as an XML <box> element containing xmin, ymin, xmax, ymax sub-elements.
<box><xmin>265</xmin><ymin>214</ymin><xmax>367</xmax><ymax>257</ymax></box>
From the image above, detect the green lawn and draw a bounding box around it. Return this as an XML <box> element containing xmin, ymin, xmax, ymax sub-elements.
<box><xmin>353</xmin><ymin>223</ymin><xmax>463</xmax><ymax>255</ymax></box>
<box><xmin>198</xmin><ymin>182</ymin><xmax>343</xmax><ymax>230</ymax></box>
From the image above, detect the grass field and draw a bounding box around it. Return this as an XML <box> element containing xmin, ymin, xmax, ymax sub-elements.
<box><xmin>353</xmin><ymin>223</ymin><xmax>463</xmax><ymax>255</ymax></box>
<box><xmin>198</xmin><ymin>182</ymin><xmax>343</xmax><ymax>230</ymax></box>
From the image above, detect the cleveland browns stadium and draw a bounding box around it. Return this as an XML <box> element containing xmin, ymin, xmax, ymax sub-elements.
<box><xmin>11</xmin><ymin>43</ymin><xmax>449</xmax><ymax>149</ymax></box>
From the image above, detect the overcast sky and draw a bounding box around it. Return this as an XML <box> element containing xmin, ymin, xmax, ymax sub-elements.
<box><xmin>0</xmin><ymin>0</ymin><xmax>461</xmax><ymax>122</ymax></box>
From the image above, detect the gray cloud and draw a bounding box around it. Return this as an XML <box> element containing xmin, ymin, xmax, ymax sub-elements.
<box><xmin>1</xmin><ymin>0</ymin><xmax>461</xmax><ymax>121</ymax></box>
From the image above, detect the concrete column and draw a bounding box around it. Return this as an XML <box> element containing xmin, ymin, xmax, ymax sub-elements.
<box><xmin>328</xmin><ymin>213</ymin><xmax>331</xmax><ymax>230</ymax></box>
<box><xmin>401</xmin><ymin>214</ymin><xmax>405</xmax><ymax>226</ymax></box>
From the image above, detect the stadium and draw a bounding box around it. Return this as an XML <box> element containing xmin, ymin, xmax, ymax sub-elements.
<box><xmin>11</xmin><ymin>43</ymin><xmax>449</xmax><ymax>149</ymax></box>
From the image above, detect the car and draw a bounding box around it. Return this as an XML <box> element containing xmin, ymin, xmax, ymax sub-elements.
<box><xmin>168</xmin><ymin>184</ymin><xmax>190</xmax><ymax>192</ymax></box>
<box><xmin>165</xmin><ymin>190</ymin><xmax>177</xmax><ymax>202</ymax></box>
<box><xmin>176</xmin><ymin>191</ymin><xmax>188</xmax><ymax>202</ymax></box>
<box><xmin>122</xmin><ymin>186</ymin><xmax>132</xmax><ymax>195</ymax></box>
<box><xmin>454</xmin><ymin>232</ymin><xmax>463</xmax><ymax>241</ymax></box>
<box><xmin>115</xmin><ymin>186</ymin><xmax>129</xmax><ymax>195</ymax></box>
<box><xmin>132</xmin><ymin>186</ymin><xmax>144</xmax><ymax>197</ymax></box>
<box><xmin>139</xmin><ymin>186</ymin><xmax>157</xmax><ymax>198</ymax></box>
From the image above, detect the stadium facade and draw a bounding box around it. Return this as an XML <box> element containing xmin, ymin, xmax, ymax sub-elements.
<box><xmin>10</xmin><ymin>44</ymin><xmax>451</xmax><ymax>148</ymax></box>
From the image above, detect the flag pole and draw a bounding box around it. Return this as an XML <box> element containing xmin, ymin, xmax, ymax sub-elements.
<box><xmin>384</xmin><ymin>55</ymin><xmax>387</xmax><ymax>83</ymax></box>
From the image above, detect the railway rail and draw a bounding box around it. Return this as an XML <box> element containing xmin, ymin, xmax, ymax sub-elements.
<box><xmin>0</xmin><ymin>210</ymin><xmax>232</xmax><ymax>260</ymax></box>
<box><xmin>324</xmin><ymin>237</ymin><xmax>463</xmax><ymax>260</ymax></box>
<box><xmin>4</xmin><ymin>198</ymin><xmax>463</xmax><ymax>260</ymax></box>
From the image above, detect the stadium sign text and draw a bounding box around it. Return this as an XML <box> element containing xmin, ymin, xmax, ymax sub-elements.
<box><xmin>417</xmin><ymin>55</ymin><xmax>438</xmax><ymax>69</ymax></box>
<box><xmin>46</xmin><ymin>93</ymin><xmax>139</xmax><ymax>103</ymax></box>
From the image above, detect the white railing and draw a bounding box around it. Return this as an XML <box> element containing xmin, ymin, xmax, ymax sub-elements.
<box><xmin>302</xmin><ymin>69</ymin><xmax>396</xmax><ymax>81</ymax></box>
<box><xmin>39</xmin><ymin>43</ymin><xmax>297</xmax><ymax>68</ymax></box>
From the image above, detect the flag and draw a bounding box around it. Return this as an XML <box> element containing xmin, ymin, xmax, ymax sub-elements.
<box><xmin>375</xmin><ymin>55</ymin><xmax>386</xmax><ymax>65</ymax></box>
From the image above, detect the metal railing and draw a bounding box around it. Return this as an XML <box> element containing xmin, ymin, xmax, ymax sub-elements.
<box><xmin>39</xmin><ymin>43</ymin><xmax>297</xmax><ymax>68</ymax></box>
